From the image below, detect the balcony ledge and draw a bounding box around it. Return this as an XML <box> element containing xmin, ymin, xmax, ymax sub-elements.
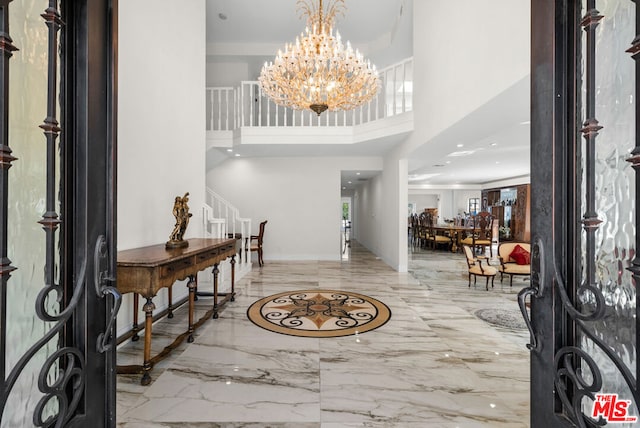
<box><xmin>207</xmin><ymin>110</ymin><xmax>413</xmax><ymax>149</ymax></box>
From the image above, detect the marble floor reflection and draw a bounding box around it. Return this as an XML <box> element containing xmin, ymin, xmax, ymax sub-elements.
<box><xmin>117</xmin><ymin>241</ymin><xmax>531</xmax><ymax>427</ymax></box>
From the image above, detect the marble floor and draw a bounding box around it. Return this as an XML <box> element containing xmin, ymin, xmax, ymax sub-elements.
<box><xmin>116</xmin><ymin>241</ymin><xmax>531</xmax><ymax>427</ymax></box>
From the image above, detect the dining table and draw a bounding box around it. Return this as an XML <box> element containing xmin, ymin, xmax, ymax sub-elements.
<box><xmin>431</xmin><ymin>224</ymin><xmax>479</xmax><ymax>252</ymax></box>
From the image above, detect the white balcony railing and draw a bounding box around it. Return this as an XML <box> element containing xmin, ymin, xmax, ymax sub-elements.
<box><xmin>206</xmin><ymin>57</ymin><xmax>413</xmax><ymax>131</ymax></box>
<box><xmin>203</xmin><ymin>188</ymin><xmax>251</xmax><ymax>263</ymax></box>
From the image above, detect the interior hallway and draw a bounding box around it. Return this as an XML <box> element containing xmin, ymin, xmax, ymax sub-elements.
<box><xmin>116</xmin><ymin>242</ymin><xmax>531</xmax><ymax>427</ymax></box>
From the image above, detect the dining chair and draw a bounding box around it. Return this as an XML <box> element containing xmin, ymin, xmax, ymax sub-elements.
<box><xmin>250</xmin><ymin>220</ymin><xmax>267</xmax><ymax>267</ymax></box>
<box><xmin>460</xmin><ymin>211</ymin><xmax>494</xmax><ymax>256</ymax></box>
<box><xmin>462</xmin><ymin>245</ymin><xmax>497</xmax><ymax>290</ymax></box>
<box><xmin>408</xmin><ymin>214</ymin><xmax>418</xmax><ymax>249</ymax></box>
<box><xmin>417</xmin><ymin>212</ymin><xmax>429</xmax><ymax>248</ymax></box>
<box><xmin>426</xmin><ymin>213</ymin><xmax>452</xmax><ymax>250</ymax></box>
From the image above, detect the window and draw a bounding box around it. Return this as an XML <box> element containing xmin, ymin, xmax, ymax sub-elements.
<box><xmin>468</xmin><ymin>198</ymin><xmax>480</xmax><ymax>215</ymax></box>
<box><xmin>408</xmin><ymin>202</ymin><xmax>416</xmax><ymax>216</ymax></box>
<box><xmin>342</xmin><ymin>202</ymin><xmax>349</xmax><ymax>220</ymax></box>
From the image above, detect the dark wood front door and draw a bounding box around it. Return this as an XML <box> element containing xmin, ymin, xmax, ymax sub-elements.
<box><xmin>0</xmin><ymin>0</ymin><xmax>118</xmax><ymax>426</ymax></box>
<box><xmin>526</xmin><ymin>0</ymin><xmax>639</xmax><ymax>426</ymax></box>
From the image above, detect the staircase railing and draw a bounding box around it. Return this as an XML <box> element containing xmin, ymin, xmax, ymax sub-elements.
<box><xmin>206</xmin><ymin>57</ymin><xmax>413</xmax><ymax>131</ymax></box>
<box><xmin>204</xmin><ymin>188</ymin><xmax>251</xmax><ymax>263</ymax></box>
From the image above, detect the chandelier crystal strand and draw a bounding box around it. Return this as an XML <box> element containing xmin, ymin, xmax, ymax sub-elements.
<box><xmin>258</xmin><ymin>0</ymin><xmax>379</xmax><ymax>116</ymax></box>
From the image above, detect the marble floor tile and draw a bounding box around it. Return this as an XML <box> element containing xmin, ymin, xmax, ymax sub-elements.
<box><xmin>117</xmin><ymin>242</ymin><xmax>530</xmax><ymax>427</ymax></box>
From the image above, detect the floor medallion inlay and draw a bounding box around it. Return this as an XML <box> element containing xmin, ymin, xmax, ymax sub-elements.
<box><xmin>247</xmin><ymin>289</ymin><xmax>392</xmax><ymax>337</ymax></box>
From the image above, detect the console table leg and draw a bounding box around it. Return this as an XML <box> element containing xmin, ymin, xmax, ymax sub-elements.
<box><xmin>167</xmin><ymin>285</ymin><xmax>174</xmax><ymax>318</ymax></box>
<box><xmin>132</xmin><ymin>293</ymin><xmax>140</xmax><ymax>342</ymax></box>
<box><xmin>187</xmin><ymin>274</ymin><xmax>196</xmax><ymax>342</ymax></box>
<box><xmin>212</xmin><ymin>263</ymin><xmax>219</xmax><ymax>319</ymax></box>
<box><xmin>141</xmin><ymin>297</ymin><xmax>156</xmax><ymax>386</ymax></box>
<box><xmin>230</xmin><ymin>255</ymin><xmax>236</xmax><ymax>302</ymax></box>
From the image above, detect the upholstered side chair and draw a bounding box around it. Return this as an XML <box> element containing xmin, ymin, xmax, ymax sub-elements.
<box><xmin>463</xmin><ymin>245</ymin><xmax>497</xmax><ymax>290</ymax></box>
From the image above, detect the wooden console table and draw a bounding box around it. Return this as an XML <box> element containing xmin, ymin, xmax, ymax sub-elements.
<box><xmin>116</xmin><ymin>238</ymin><xmax>237</xmax><ymax>385</ymax></box>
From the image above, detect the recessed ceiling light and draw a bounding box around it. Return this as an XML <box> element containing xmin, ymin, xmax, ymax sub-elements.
<box><xmin>495</xmin><ymin>161</ymin><xmax>500</xmax><ymax>164</ymax></box>
<box><xmin>234</xmin><ymin>153</ymin><xmax>240</xmax><ymax>157</ymax></box>
<box><xmin>227</xmin><ymin>149</ymin><xmax>233</xmax><ymax>152</ymax></box>
<box><xmin>408</xmin><ymin>173</ymin><xmax>440</xmax><ymax>181</ymax></box>
<box><xmin>456</xmin><ymin>144</ymin><xmax>464</xmax><ymax>148</ymax></box>
<box><xmin>490</xmin><ymin>143</ymin><xmax>498</xmax><ymax>147</ymax></box>
<box><xmin>348</xmin><ymin>181</ymin><xmax>352</xmax><ymax>184</ymax></box>
<box><xmin>447</xmin><ymin>149</ymin><xmax>481</xmax><ymax>157</ymax></box>
<box><xmin>356</xmin><ymin>172</ymin><xmax>361</xmax><ymax>175</ymax></box>
<box><xmin>342</xmin><ymin>187</ymin><xmax>346</xmax><ymax>190</ymax></box>
<box><xmin>445</xmin><ymin>160</ymin><xmax>451</xmax><ymax>164</ymax></box>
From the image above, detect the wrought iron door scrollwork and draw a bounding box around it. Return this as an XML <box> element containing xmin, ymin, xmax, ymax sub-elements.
<box><xmin>554</xmin><ymin>346</ymin><xmax>605</xmax><ymax>428</ymax></box>
<box><xmin>33</xmin><ymin>348</ymin><xmax>84</xmax><ymax>428</ymax></box>
<box><xmin>0</xmin><ymin>3</ymin><xmax>18</xmax><ymax>421</ymax></box>
<box><xmin>518</xmin><ymin>238</ymin><xmax>544</xmax><ymax>351</ymax></box>
<box><xmin>0</xmin><ymin>257</ymin><xmax>87</xmax><ymax>427</ymax></box>
<box><xmin>94</xmin><ymin>235</ymin><xmax>121</xmax><ymax>354</ymax></box>
<box><xmin>0</xmin><ymin>1</ymin><xmax>90</xmax><ymax>426</ymax></box>
<box><xmin>550</xmin><ymin>2</ymin><xmax>640</xmax><ymax>426</ymax></box>
<box><xmin>552</xmin><ymin>265</ymin><xmax>639</xmax><ymax>427</ymax></box>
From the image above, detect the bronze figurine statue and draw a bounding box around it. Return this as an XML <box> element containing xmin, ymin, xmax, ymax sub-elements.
<box><xmin>166</xmin><ymin>192</ymin><xmax>193</xmax><ymax>248</ymax></box>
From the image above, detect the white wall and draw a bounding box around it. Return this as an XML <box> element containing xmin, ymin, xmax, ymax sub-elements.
<box><xmin>353</xmin><ymin>173</ymin><xmax>383</xmax><ymax>256</ymax></box>
<box><xmin>117</xmin><ymin>0</ymin><xmax>206</xmax><ymax>335</ymax></box>
<box><xmin>353</xmin><ymin>153</ymin><xmax>408</xmax><ymax>271</ymax></box>
<box><xmin>207</xmin><ymin>156</ymin><xmax>382</xmax><ymax>261</ymax></box>
<box><xmin>206</xmin><ymin>61</ymin><xmax>250</xmax><ymax>87</ymax></box>
<box><xmin>410</xmin><ymin>194</ymin><xmax>438</xmax><ymax>212</ymax></box>
<box><xmin>408</xmin><ymin>187</ymin><xmax>482</xmax><ymax>220</ymax></box>
<box><xmin>409</xmin><ymin>0</ymin><xmax>531</xmax><ymax>154</ymax></box>
<box><xmin>452</xmin><ymin>190</ymin><xmax>482</xmax><ymax>215</ymax></box>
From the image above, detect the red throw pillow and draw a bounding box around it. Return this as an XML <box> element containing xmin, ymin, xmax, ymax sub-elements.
<box><xmin>509</xmin><ymin>244</ymin><xmax>531</xmax><ymax>265</ymax></box>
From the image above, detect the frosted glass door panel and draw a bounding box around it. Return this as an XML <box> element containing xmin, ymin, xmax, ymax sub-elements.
<box><xmin>3</xmin><ymin>1</ymin><xmax>61</xmax><ymax>426</ymax></box>
<box><xmin>578</xmin><ymin>1</ymin><xmax>637</xmax><ymax>425</ymax></box>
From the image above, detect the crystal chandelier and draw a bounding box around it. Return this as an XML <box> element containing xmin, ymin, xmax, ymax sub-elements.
<box><xmin>258</xmin><ymin>0</ymin><xmax>380</xmax><ymax>116</ymax></box>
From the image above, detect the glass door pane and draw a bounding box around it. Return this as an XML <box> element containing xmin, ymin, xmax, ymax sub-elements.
<box><xmin>577</xmin><ymin>0</ymin><xmax>637</xmax><ymax>424</ymax></box>
<box><xmin>4</xmin><ymin>1</ymin><xmax>61</xmax><ymax>426</ymax></box>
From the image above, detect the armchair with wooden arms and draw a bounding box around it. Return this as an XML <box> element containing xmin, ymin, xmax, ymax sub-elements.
<box><xmin>497</xmin><ymin>242</ymin><xmax>531</xmax><ymax>287</ymax></box>
<box><xmin>462</xmin><ymin>245</ymin><xmax>497</xmax><ymax>290</ymax></box>
<box><xmin>250</xmin><ymin>220</ymin><xmax>267</xmax><ymax>267</ymax></box>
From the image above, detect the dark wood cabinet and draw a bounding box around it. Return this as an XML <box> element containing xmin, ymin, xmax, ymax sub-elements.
<box><xmin>491</xmin><ymin>205</ymin><xmax>505</xmax><ymax>228</ymax></box>
<box><xmin>481</xmin><ymin>184</ymin><xmax>530</xmax><ymax>242</ymax></box>
<box><xmin>513</xmin><ymin>184</ymin><xmax>531</xmax><ymax>242</ymax></box>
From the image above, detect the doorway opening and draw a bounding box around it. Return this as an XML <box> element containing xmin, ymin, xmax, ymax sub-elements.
<box><xmin>341</xmin><ymin>197</ymin><xmax>352</xmax><ymax>260</ymax></box>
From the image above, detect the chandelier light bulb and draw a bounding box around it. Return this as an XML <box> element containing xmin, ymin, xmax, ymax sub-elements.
<box><xmin>258</xmin><ymin>0</ymin><xmax>380</xmax><ymax>116</ymax></box>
